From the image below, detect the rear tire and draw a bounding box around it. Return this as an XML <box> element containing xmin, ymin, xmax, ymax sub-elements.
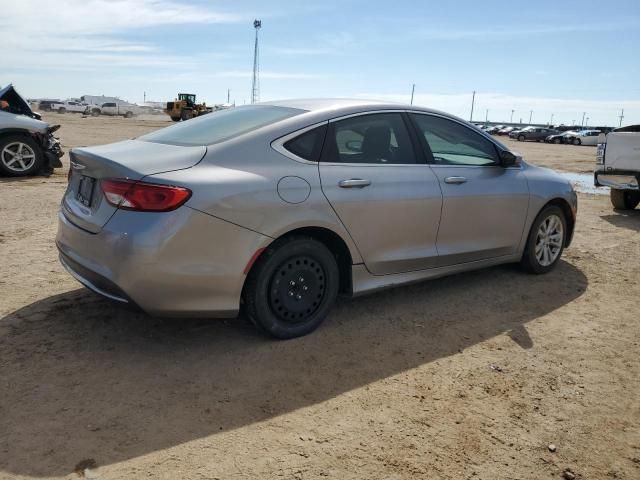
<box><xmin>58</xmin><ymin>107</ymin><xmax>66</xmax><ymax>114</ymax></box>
<box><xmin>243</xmin><ymin>236</ymin><xmax>339</xmax><ymax>339</ymax></box>
<box><xmin>573</xmin><ymin>138</ymin><xmax>581</xmax><ymax>145</ymax></box>
<box><xmin>91</xmin><ymin>108</ymin><xmax>100</xmax><ymax>117</ymax></box>
<box><xmin>610</xmin><ymin>189</ymin><xmax>640</xmax><ymax>210</ymax></box>
<box><xmin>521</xmin><ymin>205</ymin><xmax>567</xmax><ymax>274</ymax></box>
<box><xmin>554</xmin><ymin>138</ymin><xmax>561</xmax><ymax>144</ymax></box>
<box><xmin>518</xmin><ymin>134</ymin><xmax>525</xmax><ymax>142</ymax></box>
<box><xmin>124</xmin><ymin>111</ymin><xmax>134</xmax><ymax>118</ymax></box>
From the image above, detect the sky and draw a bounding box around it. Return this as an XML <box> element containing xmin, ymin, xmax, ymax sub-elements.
<box><xmin>1</xmin><ymin>0</ymin><xmax>639</xmax><ymax>126</ymax></box>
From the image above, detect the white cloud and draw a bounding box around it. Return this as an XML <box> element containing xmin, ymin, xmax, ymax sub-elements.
<box><xmin>0</xmin><ymin>0</ymin><xmax>243</xmax><ymax>71</ymax></box>
<box><xmin>356</xmin><ymin>92</ymin><xmax>640</xmax><ymax>127</ymax></box>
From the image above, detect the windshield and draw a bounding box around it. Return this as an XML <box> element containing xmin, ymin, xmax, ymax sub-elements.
<box><xmin>140</xmin><ymin>105</ymin><xmax>304</xmax><ymax>146</ymax></box>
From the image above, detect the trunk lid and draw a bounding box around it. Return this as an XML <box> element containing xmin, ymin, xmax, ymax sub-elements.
<box><xmin>62</xmin><ymin>139</ymin><xmax>206</xmax><ymax>233</ymax></box>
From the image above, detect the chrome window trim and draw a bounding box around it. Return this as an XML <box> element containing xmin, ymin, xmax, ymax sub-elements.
<box><xmin>271</xmin><ymin>109</ymin><xmax>518</xmax><ymax>168</ymax></box>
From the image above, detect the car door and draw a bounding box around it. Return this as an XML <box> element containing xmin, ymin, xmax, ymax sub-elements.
<box><xmin>318</xmin><ymin>112</ymin><xmax>443</xmax><ymax>275</ymax></box>
<box><xmin>409</xmin><ymin>113</ymin><xmax>529</xmax><ymax>265</ymax></box>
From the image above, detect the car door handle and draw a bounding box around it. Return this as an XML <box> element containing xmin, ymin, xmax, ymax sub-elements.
<box><xmin>444</xmin><ymin>176</ymin><xmax>467</xmax><ymax>184</ymax></box>
<box><xmin>338</xmin><ymin>179</ymin><xmax>371</xmax><ymax>188</ymax></box>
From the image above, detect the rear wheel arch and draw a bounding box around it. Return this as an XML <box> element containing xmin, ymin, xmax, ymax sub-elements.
<box><xmin>245</xmin><ymin>226</ymin><xmax>354</xmax><ymax>296</ymax></box>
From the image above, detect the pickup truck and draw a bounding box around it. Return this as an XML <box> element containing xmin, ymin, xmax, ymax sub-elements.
<box><xmin>89</xmin><ymin>102</ymin><xmax>141</xmax><ymax>118</ymax></box>
<box><xmin>595</xmin><ymin>125</ymin><xmax>640</xmax><ymax>210</ymax></box>
<box><xmin>50</xmin><ymin>100</ymin><xmax>90</xmax><ymax>114</ymax></box>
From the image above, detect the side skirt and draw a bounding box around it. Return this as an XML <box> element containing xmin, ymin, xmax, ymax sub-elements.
<box><xmin>351</xmin><ymin>254</ymin><xmax>521</xmax><ymax>297</ymax></box>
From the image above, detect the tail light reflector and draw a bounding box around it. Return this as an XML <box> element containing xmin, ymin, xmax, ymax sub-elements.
<box><xmin>101</xmin><ymin>179</ymin><xmax>191</xmax><ymax>212</ymax></box>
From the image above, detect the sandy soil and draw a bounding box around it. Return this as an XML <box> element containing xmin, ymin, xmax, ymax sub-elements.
<box><xmin>1</xmin><ymin>115</ymin><xmax>639</xmax><ymax>480</ymax></box>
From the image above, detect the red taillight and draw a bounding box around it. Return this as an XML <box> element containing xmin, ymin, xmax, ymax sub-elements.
<box><xmin>101</xmin><ymin>179</ymin><xmax>191</xmax><ymax>212</ymax></box>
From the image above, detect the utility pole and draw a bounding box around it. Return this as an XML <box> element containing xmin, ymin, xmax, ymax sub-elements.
<box><xmin>143</xmin><ymin>91</ymin><xmax>146</xmax><ymax>103</ymax></box>
<box><xmin>470</xmin><ymin>90</ymin><xmax>476</xmax><ymax>122</ymax></box>
<box><xmin>251</xmin><ymin>19</ymin><xmax>262</xmax><ymax>104</ymax></box>
<box><xmin>550</xmin><ymin>113</ymin><xmax>554</xmax><ymax>125</ymax></box>
<box><xmin>618</xmin><ymin>108</ymin><xmax>625</xmax><ymax>127</ymax></box>
<box><xmin>510</xmin><ymin>109</ymin><xmax>514</xmax><ymax>123</ymax></box>
<box><xmin>581</xmin><ymin>112</ymin><xmax>586</xmax><ymax>127</ymax></box>
<box><xmin>585</xmin><ymin>117</ymin><xmax>589</xmax><ymax>127</ymax></box>
<box><xmin>485</xmin><ymin>109</ymin><xmax>488</xmax><ymax>123</ymax></box>
<box><xmin>227</xmin><ymin>88</ymin><xmax>230</xmax><ymax>104</ymax></box>
<box><xmin>410</xmin><ymin>84</ymin><xmax>415</xmax><ymax>105</ymax></box>
<box><xmin>529</xmin><ymin>110</ymin><xmax>533</xmax><ymax>124</ymax></box>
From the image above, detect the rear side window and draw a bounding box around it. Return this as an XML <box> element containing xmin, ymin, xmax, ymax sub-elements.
<box><xmin>322</xmin><ymin>113</ymin><xmax>416</xmax><ymax>164</ymax></box>
<box><xmin>140</xmin><ymin>105</ymin><xmax>304</xmax><ymax>146</ymax></box>
<box><xmin>283</xmin><ymin>125</ymin><xmax>327</xmax><ymax>161</ymax></box>
<box><xmin>410</xmin><ymin>114</ymin><xmax>498</xmax><ymax>166</ymax></box>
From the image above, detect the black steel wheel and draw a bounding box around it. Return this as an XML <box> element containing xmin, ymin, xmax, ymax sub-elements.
<box><xmin>269</xmin><ymin>255</ymin><xmax>327</xmax><ymax>324</ymax></box>
<box><xmin>243</xmin><ymin>236</ymin><xmax>339</xmax><ymax>339</ymax></box>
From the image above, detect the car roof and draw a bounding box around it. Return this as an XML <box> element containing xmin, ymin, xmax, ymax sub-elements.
<box><xmin>258</xmin><ymin>97</ymin><xmax>450</xmax><ymax>117</ymax></box>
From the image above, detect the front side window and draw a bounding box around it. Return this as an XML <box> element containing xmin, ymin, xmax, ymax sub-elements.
<box><xmin>410</xmin><ymin>114</ymin><xmax>498</xmax><ymax>166</ymax></box>
<box><xmin>140</xmin><ymin>105</ymin><xmax>304</xmax><ymax>146</ymax></box>
<box><xmin>323</xmin><ymin>113</ymin><xmax>416</xmax><ymax>164</ymax></box>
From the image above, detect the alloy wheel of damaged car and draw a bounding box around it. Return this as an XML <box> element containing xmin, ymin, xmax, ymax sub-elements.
<box><xmin>243</xmin><ymin>236</ymin><xmax>339</xmax><ymax>339</ymax></box>
<box><xmin>0</xmin><ymin>135</ymin><xmax>43</xmax><ymax>176</ymax></box>
<box><xmin>521</xmin><ymin>205</ymin><xmax>566</xmax><ymax>274</ymax></box>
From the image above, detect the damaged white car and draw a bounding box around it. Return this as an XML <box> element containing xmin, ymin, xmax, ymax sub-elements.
<box><xmin>0</xmin><ymin>84</ymin><xmax>64</xmax><ymax>176</ymax></box>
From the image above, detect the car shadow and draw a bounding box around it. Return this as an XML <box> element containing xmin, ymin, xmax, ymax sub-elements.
<box><xmin>601</xmin><ymin>211</ymin><xmax>640</xmax><ymax>232</ymax></box>
<box><xmin>0</xmin><ymin>261</ymin><xmax>587</xmax><ymax>477</ymax></box>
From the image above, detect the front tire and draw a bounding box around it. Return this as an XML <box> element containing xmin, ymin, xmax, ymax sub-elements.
<box><xmin>58</xmin><ymin>107</ymin><xmax>66</xmax><ymax>114</ymax></box>
<box><xmin>0</xmin><ymin>135</ymin><xmax>44</xmax><ymax>177</ymax></box>
<box><xmin>573</xmin><ymin>138</ymin><xmax>581</xmax><ymax>145</ymax></box>
<box><xmin>554</xmin><ymin>138</ymin><xmax>561</xmax><ymax>144</ymax></box>
<box><xmin>243</xmin><ymin>236</ymin><xmax>339</xmax><ymax>339</ymax></box>
<box><xmin>521</xmin><ymin>205</ymin><xmax>567</xmax><ymax>274</ymax></box>
<box><xmin>518</xmin><ymin>134</ymin><xmax>525</xmax><ymax>142</ymax></box>
<box><xmin>610</xmin><ymin>189</ymin><xmax>640</xmax><ymax>210</ymax></box>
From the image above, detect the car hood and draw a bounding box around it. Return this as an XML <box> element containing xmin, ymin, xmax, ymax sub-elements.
<box><xmin>0</xmin><ymin>84</ymin><xmax>40</xmax><ymax>119</ymax></box>
<box><xmin>0</xmin><ymin>110</ymin><xmax>49</xmax><ymax>133</ymax></box>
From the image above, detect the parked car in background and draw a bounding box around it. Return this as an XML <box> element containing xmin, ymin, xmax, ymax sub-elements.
<box><xmin>497</xmin><ymin>126</ymin><xmax>518</xmax><ymax>136</ymax></box>
<box><xmin>36</xmin><ymin>100</ymin><xmax>60</xmax><ymax>112</ymax></box>
<box><xmin>0</xmin><ymin>85</ymin><xmax>64</xmax><ymax>176</ymax></box>
<box><xmin>545</xmin><ymin>130</ymin><xmax>581</xmax><ymax>144</ymax></box>
<box><xmin>50</xmin><ymin>100</ymin><xmax>90</xmax><ymax>114</ymax></box>
<box><xmin>57</xmin><ymin>99</ymin><xmax>577</xmax><ymax>339</ymax></box>
<box><xmin>595</xmin><ymin>125</ymin><xmax>640</xmax><ymax>210</ymax></box>
<box><xmin>564</xmin><ymin>129</ymin><xmax>601</xmax><ymax>146</ymax></box>
<box><xmin>485</xmin><ymin>125</ymin><xmax>501</xmax><ymax>134</ymax></box>
<box><xmin>510</xmin><ymin>126</ymin><xmax>558</xmax><ymax>142</ymax></box>
<box><xmin>89</xmin><ymin>102</ymin><xmax>142</xmax><ymax>118</ymax></box>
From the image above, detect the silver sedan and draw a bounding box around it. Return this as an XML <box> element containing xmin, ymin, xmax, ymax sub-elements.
<box><xmin>57</xmin><ymin>99</ymin><xmax>577</xmax><ymax>338</ymax></box>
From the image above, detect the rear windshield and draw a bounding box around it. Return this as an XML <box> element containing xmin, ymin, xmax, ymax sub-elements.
<box><xmin>139</xmin><ymin>105</ymin><xmax>303</xmax><ymax>146</ymax></box>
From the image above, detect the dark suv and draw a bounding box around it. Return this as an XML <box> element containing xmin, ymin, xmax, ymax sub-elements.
<box><xmin>509</xmin><ymin>126</ymin><xmax>558</xmax><ymax>142</ymax></box>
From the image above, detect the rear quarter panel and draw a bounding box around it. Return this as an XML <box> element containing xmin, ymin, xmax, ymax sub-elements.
<box><xmin>145</xmin><ymin>131</ymin><xmax>364</xmax><ymax>264</ymax></box>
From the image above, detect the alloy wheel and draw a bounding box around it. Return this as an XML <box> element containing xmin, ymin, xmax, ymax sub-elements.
<box><xmin>534</xmin><ymin>214</ymin><xmax>564</xmax><ymax>267</ymax></box>
<box><xmin>1</xmin><ymin>142</ymin><xmax>37</xmax><ymax>173</ymax></box>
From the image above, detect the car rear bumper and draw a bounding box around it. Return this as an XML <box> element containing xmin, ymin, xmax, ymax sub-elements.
<box><xmin>56</xmin><ymin>206</ymin><xmax>272</xmax><ymax>317</ymax></box>
<box><xmin>594</xmin><ymin>170</ymin><xmax>639</xmax><ymax>190</ymax></box>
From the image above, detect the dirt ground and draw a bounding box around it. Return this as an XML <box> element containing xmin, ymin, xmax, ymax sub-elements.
<box><xmin>1</xmin><ymin>114</ymin><xmax>639</xmax><ymax>480</ymax></box>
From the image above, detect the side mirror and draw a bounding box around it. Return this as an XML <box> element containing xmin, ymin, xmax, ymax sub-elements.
<box><xmin>499</xmin><ymin>150</ymin><xmax>520</xmax><ymax>167</ymax></box>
